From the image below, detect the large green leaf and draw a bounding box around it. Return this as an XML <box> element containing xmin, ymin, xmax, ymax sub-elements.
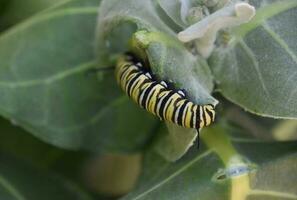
<box><xmin>209</xmin><ymin>0</ymin><xmax>297</xmax><ymax>119</ymax></box>
<box><xmin>121</xmin><ymin>124</ymin><xmax>297</xmax><ymax>200</ymax></box>
<box><xmin>0</xmin><ymin>153</ymin><xmax>92</xmax><ymax>200</ymax></box>
<box><xmin>0</xmin><ymin>0</ymin><xmax>157</xmax><ymax>152</ymax></box>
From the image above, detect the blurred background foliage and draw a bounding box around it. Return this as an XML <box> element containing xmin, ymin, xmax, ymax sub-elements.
<box><xmin>0</xmin><ymin>0</ymin><xmax>59</xmax><ymax>30</ymax></box>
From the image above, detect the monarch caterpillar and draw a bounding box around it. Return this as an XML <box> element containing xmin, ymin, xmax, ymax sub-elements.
<box><xmin>115</xmin><ymin>54</ymin><xmax>215</xmax><ymax>132</ymax></box>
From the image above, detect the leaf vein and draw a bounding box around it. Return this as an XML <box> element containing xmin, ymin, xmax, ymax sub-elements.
<box><xmin>262</xmin><ymin>23</ymin><xmax>297</xmax><ymax>64</ymax></box>
<box><xmin>0</xmin><ymin>61</ymin><xmax>96</xmax><ymax>88</ymax></box>
<box><xmin>130</xmin><ymin>150</ymin><xmax>213</xmax><ymax>200</ymax></box>
<box><xmin>238</xmin><ymin>39</ymin><xmax>270</xmax><ymax>99</ymax></box>
<box><xmin>47</xmin><ymin>96</ymin><xmax>127</xmax><ymax>133</ymax></box>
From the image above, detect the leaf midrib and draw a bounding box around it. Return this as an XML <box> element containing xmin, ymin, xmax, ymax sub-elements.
<box><xmin>262</xmin><ymin>23</ymin><xmax>297</xmax><ymax>65</ymax></box>
<box><xmin>0</xmin><ymin>61</ymin><xmax>96</xmax><ymax>88</ymax></box>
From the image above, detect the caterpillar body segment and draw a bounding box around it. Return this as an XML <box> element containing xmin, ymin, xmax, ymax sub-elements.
<box><xmin>115</xmin><ymin>54</ymin><xmax>215</xmax><ymax>130</ymax></box>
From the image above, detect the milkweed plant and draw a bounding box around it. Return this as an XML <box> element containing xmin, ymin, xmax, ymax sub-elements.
<box><xmin>0</xmin><ymin>0</ymin><xmax>296</xmax><ymax>199</ymax></box>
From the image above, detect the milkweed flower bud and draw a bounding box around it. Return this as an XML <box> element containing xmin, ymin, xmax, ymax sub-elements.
<box><xmin>178</xmin><ymin>2</ymin><xmax>255</xmax><ymax>58</ymax></box>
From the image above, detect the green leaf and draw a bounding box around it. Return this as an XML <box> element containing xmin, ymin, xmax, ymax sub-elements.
<box><xmin>209</xmin><ymin>0</ymin><xmax>297</xmax><ymax>119</ymax></box>
<box><xmin>0</xmin><ymin>0</ymin><xmax>157</xmax><ymax>152</ymax></box>
<box><xmin>153</xmin><ymin>122</ymin><xmax>197</xmax><ymax>162</ymax></box>
<box><xmin>121</xmin><ymin>124</ymin><xmax>297</xmax><ymax>200</ymax></box>
<box><xmin>0</xmin><ymin>153</ymin><xmax>92</xmax><ymax>200</ymax></box>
